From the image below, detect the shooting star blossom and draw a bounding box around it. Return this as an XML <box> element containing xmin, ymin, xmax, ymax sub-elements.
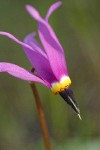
<box><xmin>0</xmin><ymin>1</ymin><xmax>81</xmax><ymax>119</ymax></box>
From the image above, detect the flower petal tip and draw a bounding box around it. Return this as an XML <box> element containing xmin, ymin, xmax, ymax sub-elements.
<box><xmin>56</xmin><ymin>1</ymin><xmax>62</xmax><ymax>6</ymax></box>
<box><xmin>45</xmin><ymin>1</ymin><xmax>62</xmax><ymax>21</ymax></box>
<box><xmin>0</xmin><ymin>31</ymin><xmax>33</xmax><ymax>51</ymax></box>
<box><xmin>25</xmin><ymin>4</ymin><xmax>41</xmax><ymax>21</ymax></box>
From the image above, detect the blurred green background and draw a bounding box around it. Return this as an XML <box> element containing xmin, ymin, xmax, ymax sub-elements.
<box><xmin>0</xmin><ymin>0</ymin><xmax>100</xmax><ymax>149</ymax></box>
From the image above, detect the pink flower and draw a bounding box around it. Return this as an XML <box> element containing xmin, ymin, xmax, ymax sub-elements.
<box><xmin>0</xmin><ymin>1</ymin><xmax>81</xmax><ymax>118</ymax></box>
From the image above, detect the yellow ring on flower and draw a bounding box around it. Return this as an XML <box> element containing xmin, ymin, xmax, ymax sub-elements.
<box><xmin>51</xmin><ymin>76</ymin><xmax>71</xmax><ymax>94</ymax></box>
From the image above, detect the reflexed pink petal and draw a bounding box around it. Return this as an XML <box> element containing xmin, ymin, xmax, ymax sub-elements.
<box><xmin>24</xmin><ymin>33</ymin><xmax>57</xmax><ymax>84</ymax></box>
<box><xmin>25</xmin><ymin>5</ymin><xmax>41</xmax><ymax>21</ymax></box>
<box><xmin>24</xmin><ymin>32</ymin><xmax>46</xmax><ymax>57</ymax></box>
<box><xmin>0</xmin><ymin>31</ymin><xmax>57</xmax><ymax>84</ymax></box>
<box><xmin>45</xmin><ymin>1</ymin><xmax>62</xmax><ymax>22</ymax></box>
<box><xmin>26</xmin><ymin>4</ymin><xmax>68</xmax><ymax>80</ymax></box>
<box><xmin>0</xmin><ymin>62</ymin><xmax>50</xmax><ymax>87</ymax></box>
<box><xmin>25</xmin><ymin>4</ymin><xmax>62</xmax><ymax>47</ymax></box>
<box><xmin>0</xmin><ymin>31</ymin><xmax>33</xmax><ymax>51</ymax></box>
<box><xmin>38</xmin><ymin>23</ymin><xmax>68</xmax><ymax>80</ymax></box>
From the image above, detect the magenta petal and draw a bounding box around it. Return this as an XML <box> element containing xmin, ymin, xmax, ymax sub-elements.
<box><xmin>0</xmin><ymin>62</ymin><xmax>49</xmax><ymax>87</ymax></box>
<box><xmin>24</xmin><ymin>32</ymin><xmax>46</xmax><ymax>57</ymax></box>
<box><xmin>25</xmin><ymin>4</ymin><xmax>68</xmax><ymax>80</ymax></box>
<box><xmin>25</xmin><ymin>5</ymin><xmax>41</xmax><ymax>21</ymax></box>
<box><xmin>0</xmin><ymin>31</ymin><xmax>57</xmax><ymax>84</ymax></box>
<box><xmin>45</xmin><ymin>1</ymin><xmax>62</xmax><ymax>22</ymax></box>
<box><xmin>38</xmin><ymin>22</ymin><xmax>68</xmax><ymax>80</ymax></box>
<box><xmin>24</xmin><ymin>33</ymin><xmax>57</xmax><ymax>84</ymax></box>
<box><xmin>25</xmin><ymin>5</ymin><xmax>62</xmax><ymax>48</ymax></box>
<box><xmin>0</xmin><ymin>32</ymin><xmax>33</xmax><ymax>51</ymax></box>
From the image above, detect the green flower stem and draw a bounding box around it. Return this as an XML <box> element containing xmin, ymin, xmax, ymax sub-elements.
<box><xmin>30</xmin><ymin>82</ymin><xmax>51</xmax><ymax>150</ymax></box>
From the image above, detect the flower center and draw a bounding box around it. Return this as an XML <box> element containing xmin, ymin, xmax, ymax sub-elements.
<box><xmin>51</xmin><ymin>76</ymin><xmax>71</xmax><ymax>94</ymax></box>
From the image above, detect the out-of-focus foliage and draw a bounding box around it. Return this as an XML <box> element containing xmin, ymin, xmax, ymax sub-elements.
<box><xmin>0</xmin><ymin>0</ymin><xmax>100</xmax><ymax>149</ymax></box>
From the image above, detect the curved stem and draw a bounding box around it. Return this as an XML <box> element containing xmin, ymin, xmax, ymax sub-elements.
<box><xmin>30</xmin><ymin>82</ymin><xmax>51</xmax><ymax>150</ymax></box>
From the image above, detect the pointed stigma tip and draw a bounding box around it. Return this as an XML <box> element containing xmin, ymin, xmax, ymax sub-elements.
<box><xmin>77</xmin><ymin>113</ymin><xmax>82</xmax><ymax>120</ymax></box>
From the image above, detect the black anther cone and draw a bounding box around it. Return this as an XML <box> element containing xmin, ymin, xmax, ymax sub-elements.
<box><xmin>59</xmin><ymin>87</ymin><xmax>80</xmax><ymax>115</ymax></box>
